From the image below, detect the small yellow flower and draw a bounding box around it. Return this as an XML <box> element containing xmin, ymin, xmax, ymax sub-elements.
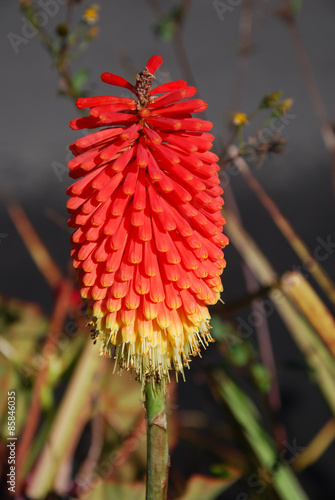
<box><xmin>83</xmin><ymin>4</ymin><xmax>100</xmax><ymax>25</ymax></box>
<box><xmin>232</xmin><ymin>112</ymin><xmax>248</xmax><ymax>126</ymax></box>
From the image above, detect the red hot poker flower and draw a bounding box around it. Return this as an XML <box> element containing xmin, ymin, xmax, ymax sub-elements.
<box><xmin>67</xmin><ymin>55</ymin><xmax>228</xmax><ymax>384</ymax></box>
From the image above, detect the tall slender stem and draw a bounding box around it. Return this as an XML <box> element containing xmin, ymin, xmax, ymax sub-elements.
<box><xmin>145</xmin><ymin>381</ymin><xmax>169</xmax><ymax>500</ymax></box>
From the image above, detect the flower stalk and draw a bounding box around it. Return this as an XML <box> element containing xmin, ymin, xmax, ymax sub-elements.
<box><xmin>145</xmin><ymin>381</ymin><xmax>169</xmax><ymax>500</ymax></box>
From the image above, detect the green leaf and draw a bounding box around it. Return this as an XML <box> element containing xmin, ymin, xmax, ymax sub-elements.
<box><xmin>211</xmin><ymin>316</ymin><xmax>238</xmax><ymax>345</ymax></box>
<box><xmin>251</xmin><ymin>362</ymin><xmax>272</xmax><ymax>392</ymax></box>
<box><xmin>211</xmin><ymin>316</ymin><xmax>253</xmax><ymax>366</ymax></box>
<box><xmin>290</xmin><ymin>0</ymin><xmax>303</xmax><ymax>15</ymax></box>
<box><xmin>154</xmin><ymin>6</ymin><xmax>184</xmax><ymax>41</ymax></box>
<box><xmin>179</xmin><ymin>474</ymin><xmax>236</xmax><ymax>500</ymax></box>
<box><xmin>212</xmin><ymin>371</ymin><xmax>309</xmax><ymax>500</ymax></box>
<box><xmin>40</xmin><ymin>383</ymin><xmax>54</xmax><ymax>411</ymax></box>
<box><xmin>79</xmin><ymin>480</ymin><xmax>145</xmax><ymax>500</ymax></box>
<box><xmin>72</xmin><ymin>68</ymin><xmax>89</xmax><ymax>93</ymax></box>
<box><xmin>51</xmin><ymin>41</ymin><xmax>60</xmax><ymax>56</ymax></box>
<box><xmin>228</xmin><ymin>343</ymin><xmax>251</xmax><ymax>367</ymax></box>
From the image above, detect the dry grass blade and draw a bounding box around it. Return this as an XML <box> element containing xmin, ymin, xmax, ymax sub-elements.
<box><xmin>273</xmin><ymin>289</ymin><xmax>335</xmax><ymax>415</ymax></box>
<box><xmin>281</xmin><ymin>271</ymin><xmax>335</xmax><ymax>357</ymax></box>
<box><xmin>293</xmin><ymin>419</ymin><xmax>335</xmax><ymax>473</ymax></box>
<box><xmin>54</xmin><ymin>400</ymin><xmax>92</xmax><ymax>494</ymax></box>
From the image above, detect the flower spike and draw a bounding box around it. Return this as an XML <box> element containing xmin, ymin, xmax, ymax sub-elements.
<box><xmin>67</xmin><ymin>55</ymin><xmax>228</xmax><ymax>386</ymax></box>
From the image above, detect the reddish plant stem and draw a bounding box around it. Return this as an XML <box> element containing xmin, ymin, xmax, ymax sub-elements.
<box><xmin>4</xmin><ymin>195</ymin><xmax>63</xmax><ymax>289</ymax></box>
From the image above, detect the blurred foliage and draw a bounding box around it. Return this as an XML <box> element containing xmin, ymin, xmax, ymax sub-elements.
<box><xmin>1</xmin><ymin>1</ymin><xmax>335</xmax><ymax>499</ymax></box>
<box><xmin>79</xmin><ymin>474</ymin><xmax>236</xmax><ymax>500</ymax></box>
<box><xmin>79</xmin><ymin>480</ymin><xmax>146</xmax><ymax>500</ymax></box>
<box><xmin>153</xmin><ymin>6</ymin><xmax>185</xmax><ymax>41</ymax></box>
<box><xmin>289</xmin><ymin>0</ymin><xmax>303</xmax><ymax>15</ymax></box>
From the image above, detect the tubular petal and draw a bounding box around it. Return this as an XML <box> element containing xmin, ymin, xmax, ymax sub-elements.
<box><xmin>96</xmin><ymin>172</ymin><xmax>124</xmax><ymax>203</ymax></box>
<box><xmin>133</xmin><ymin>168</ymin><xmax>146</xmax><ymax>210</ymax></box>
<box><xmin>106</xmin><ymin>247</ymin><xmax>125</xmax><ymax>272</ymax></box>
<box><xmin>149</xmin><ymin>80</ymin><xmax>187</xmax><ymax>94</ymax></box>
<box><xmin>89</xmin><ymin>102</ymin><xmax>136</xmax><ymax>116</ymax></box>
<box><xmin>159</xmin><ymin>253</ymin><xmax>181</xmax><ymax>282</ymax></box>
<box><xmin>150</xmin><ymin>99</ymin><xmax>207</xmax><ymax>116</ymax></box>
<box><xmin>144</xmin><ymin>239</ymin><xmax>160</xmax><ymax>276</ymax></box>
<box><xmin>149</xmin><ymin>271</ymin><xmax>165</xmax><ymax>303</ymax></box>
<box><xmin>128</xmin><ymin>236</ymin><xmax>143</xmax><ymax>264</ymax></box>
<box><xmin>138</xmin><ymin>205</ymin><xmax>152</xmax><ymax>242</ymax></box>
<box><xmin>125</xmin><ymin>279</ymin><xmax>141</xmax><ymax>309</ymax></box>
<box><xmin>107</xmin><ymin>295</ymin><xmax>122</xmax><ymax>312</ymax></box>
<box><xmin>76</xmin><ymin>96</ymin><xmax>134</xmax><ymax>109</ymax></box>
<box><xmin>111</xmin><ymin>278</ymin><xmax>129</xmax><ymax>298</ymax></box>
<box><xmin>146</xmin><ymin>55</ymin><xmax>163</xmax><ymax>74</ymax></box>
<box><xmin>149</xmin><ymin>87</ymin><xmax>197</xmax><ymax>109</ymax></box>
<box><xmin>143</xmin><ymin>295</ymin><xmax>158</xmax><ymax>320</ymax></box>
<box><xmin>100</xmin><ymin>72</ymin><xmax>135</xmax><ymax>92</ymax></box>
<box><xmin>123</xmin><ymin>162</ymin><xmax>139</xmax><ymax>195</ymax></box>
<box><xmin>135</xmin><ymin>262</ymin><xmax>150</xmax><ymax>295</ymax></box>
<box><xmin>112</xmin><ymin>146</ymin><xmax>137</xmax><ymax>172</ymax></box>
<box><xmin>164</xmin><ymin>281</ymin><xmax>182</xmax><ymax>309</ymax></box>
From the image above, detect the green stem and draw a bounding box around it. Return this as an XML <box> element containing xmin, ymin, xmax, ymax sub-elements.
<box><xmin>145</xmin><ymin>381</ymin><xmax>169</xmax><ymax>500</ymax></box>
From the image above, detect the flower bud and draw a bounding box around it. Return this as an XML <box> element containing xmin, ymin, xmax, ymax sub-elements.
<box><xmin>260</xmin><ymin>90</ymin><xmax>282</xmax><ymax>108</ymax></box>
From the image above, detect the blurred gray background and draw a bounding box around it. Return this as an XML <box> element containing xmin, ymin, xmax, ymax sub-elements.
<box><xmin>1</xmin><ymin>1</ymin><xmax>335</xmax><ymax>498</ymax></box>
